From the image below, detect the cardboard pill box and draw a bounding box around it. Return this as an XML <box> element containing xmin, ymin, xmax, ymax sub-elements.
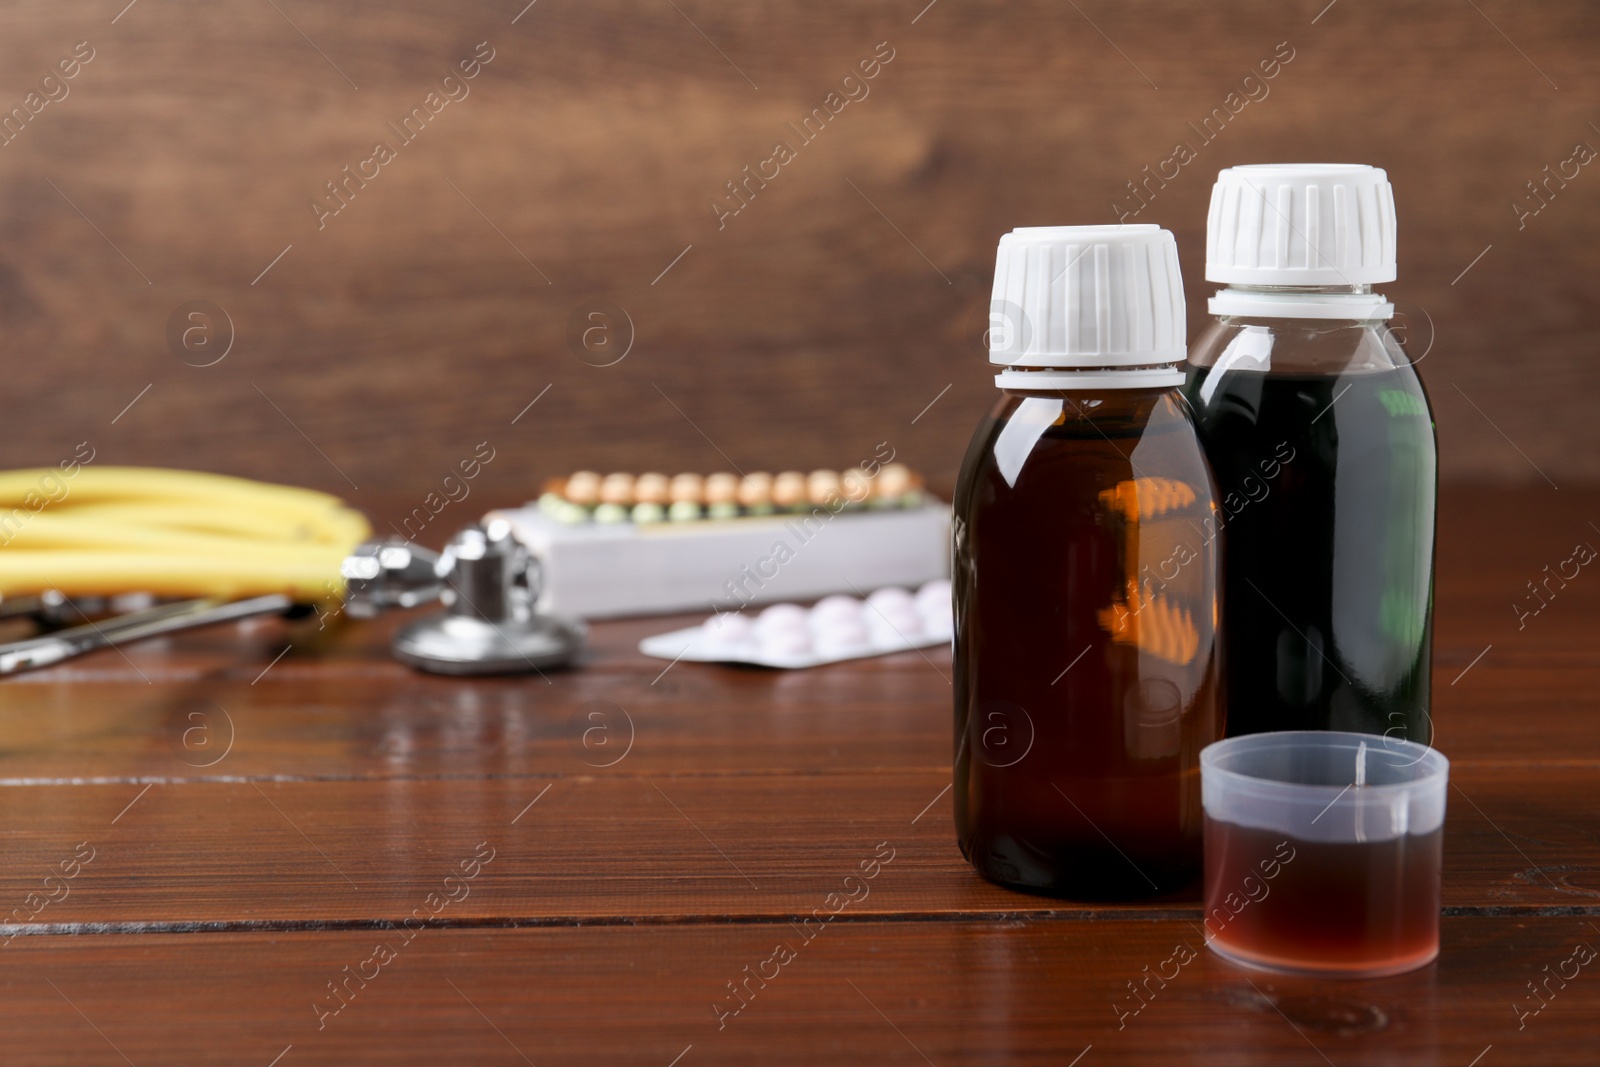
<box><xmin>489</xmin><ymin>502</ymin><xmax>952</xmax><ymax>620</ymax></box>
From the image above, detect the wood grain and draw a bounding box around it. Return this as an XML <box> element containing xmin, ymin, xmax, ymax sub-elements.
<box><xmin>0</xmin><ymin>486</ymin><xmax>1594</xmax><ymax>1061</ymax></box>
<box><xmin>1</xmin><ymin>919</ymin><xmax>1597</xmax><ymax>1065</ymax></box>
<box><xmin>0</xmin><ymin>2</ymin><xmax>1595</xmax><ymax>495</ymax></box>
<box><xmin>0</xmin><ymin>762</ymin><xmax>1593</xmax><ymax>927</ymax></box>
<box><xmin>5</xmin><ymin>653</ymin><xmax>1600</xmax><ymax>781</ymax></box>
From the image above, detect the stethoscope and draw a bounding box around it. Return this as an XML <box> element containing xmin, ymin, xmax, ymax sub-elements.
<box><xmin>0</xmin><ymin>467</ymin><xmax>583</xmax><ymax>677</ymax></box>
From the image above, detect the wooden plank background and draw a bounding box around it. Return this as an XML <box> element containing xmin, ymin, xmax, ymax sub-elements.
<box><xmin>0</xmin><ymin>0</ymin><xmax>1595</xmax><ymax>508</ymax></box>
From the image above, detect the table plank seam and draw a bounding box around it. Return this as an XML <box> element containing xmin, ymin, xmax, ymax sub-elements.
<box><xmin>4</xmin><ymin>902</ymin><xmax>1598</xmax><ymax>940</ymax></box>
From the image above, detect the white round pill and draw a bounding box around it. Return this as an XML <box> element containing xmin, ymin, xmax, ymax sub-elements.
<box><xmin>702</xmin><ymin>612</ymin><xmax>753</xmax><ymax>643</ymax></box>
<box><xmin>756</xmin><ymin>603</ymin><xmax>808</xmax><ymax>634</ymax></box>
<box><xmin>866</xmin><ymin>587</ymin><xmax>915</xmax><ymax>614</ymax></box>
<box><xmin>809</xmin><ymin>595</ymin><xmax>862</xmax><ymax>629</ymax></box>
<box><xmin>816</xmin><ymin>620</ymin><xmax>871</xmax><ymax>656</ymax></box>
<box><xmin>877</xmin><ymin>600</ymin><xmax>922</xmax><ymax>627</ymax></box>
<box><xmin>868</xmin><ymin>610</ymin><xmax>923</xmax><ymax>643</ymax></box>
<box><xmin>917</xmin><ymin>579</ymin><xmax>953</xmax><ymax>620</ymax></box>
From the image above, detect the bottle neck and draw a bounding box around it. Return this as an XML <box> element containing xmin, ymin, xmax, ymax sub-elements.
<box><xmin>1228</xmin><ymin>283</ymin><xmax>1374</xmax><ymax>296</ymax></box>
<box><xmin>992</xmin><ymin>363</ymin><xmax>1184</xmax><ymax>392</ymax></box>
<box><xmin>1208</xmin><ymin>282</ymin><xmax>1392</xmax><ymax>322</ymax></box>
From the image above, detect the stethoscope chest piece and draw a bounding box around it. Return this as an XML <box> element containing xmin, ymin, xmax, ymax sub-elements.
<box><xmin>390</xmin><ymin>520</ymin><xmax>584</xmax><ymax>676</ymax></box>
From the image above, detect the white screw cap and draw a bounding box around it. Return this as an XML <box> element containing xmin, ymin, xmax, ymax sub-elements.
<box><xmin>1206</xmin><ymin>164</ymin><xmax>1397</xmax><ymax>286</ymax></box>
<box><xmin>989</xmin><ymin>225</ymin><xmax>1185</xmax><ymax>387</ymax></box>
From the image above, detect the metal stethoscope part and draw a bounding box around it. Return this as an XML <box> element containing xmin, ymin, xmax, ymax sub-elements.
<box><xmin>0</xmin><ymin>594</ymin><xmax>296</xmax><ymax>675</ymax></box>
<box><xmin>341</xmin><ymin>541</ymin><xmax>449</xmax><ymax>617</ymax></box>
<box><xmin>0</xmin><ymin>522</ymin><xmax>583</xmax><ymax>677</ymax></box>
<box><xmin>388</xmin><ymin>519</ymin><xmax>586</xmax><ymax>675</ymax></box>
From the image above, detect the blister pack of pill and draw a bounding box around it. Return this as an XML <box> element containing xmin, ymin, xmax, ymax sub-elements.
<box><xmin>539</xmin><ymin>465</ymin><xmax>926</xmax><ymax>526</ymax></box>
<box><xmin>638</xmin><ymin>580</ymin><xmax>953</xmax><ymax>669</ymax></box>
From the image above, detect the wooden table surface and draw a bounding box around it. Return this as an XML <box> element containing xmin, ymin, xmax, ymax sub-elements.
<box><xmin>1</xmin><ymin>486</ymin><xmax>1596</xmax><ymax>1065</ymax></box>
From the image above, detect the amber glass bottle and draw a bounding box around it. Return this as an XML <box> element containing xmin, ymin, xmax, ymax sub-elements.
<box><xmin>953</xmin><ymin>226</ymin><xmax>1225</xmax><ymax>898</ymax></box>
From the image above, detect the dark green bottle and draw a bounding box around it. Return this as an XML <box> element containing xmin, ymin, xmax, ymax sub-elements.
<box><xmin>1184</xmin><ymin>165</ymin><xmax>1435</xmax><ymax>745</ymax></box>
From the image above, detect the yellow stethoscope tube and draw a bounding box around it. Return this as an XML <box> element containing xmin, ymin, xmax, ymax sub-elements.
<box><xmin>0</xmin><ymin>467</ymin><xmax>371</xmax><ymax>601</ymax></box>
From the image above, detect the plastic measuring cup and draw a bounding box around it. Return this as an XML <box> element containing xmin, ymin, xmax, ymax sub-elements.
<box><xmin>1199</xmin><ymin>730</ymin><xmax>1449</xmax><ymax>978</ymax></box>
